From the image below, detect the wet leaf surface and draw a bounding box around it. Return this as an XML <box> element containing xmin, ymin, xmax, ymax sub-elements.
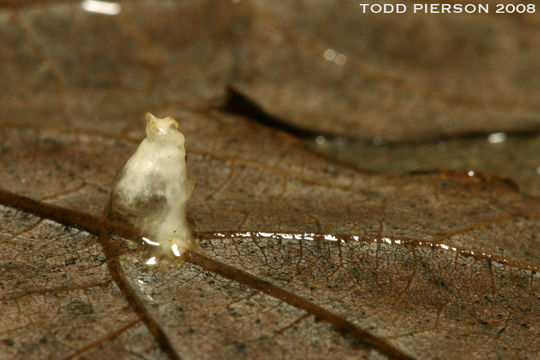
<box><xmin>0</xmin><ymin>1</ymin><xmax>539</xmax><ymax>359</ymax></box>
<box><xmin>309</xmin><ymin>134</ymin><xmax>540</xmax><ymax>197</ymax></box>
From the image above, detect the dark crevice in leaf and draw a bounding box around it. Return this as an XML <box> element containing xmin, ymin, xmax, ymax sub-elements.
<box><xmin>222</xmin><ymin>86</ymin><xmax>319</xmax><ymax>138</ymax></box>
<box><xmin>224</xmin><ymin>87</ymin><xmax>540</xmax><ymax>146</ymax></box>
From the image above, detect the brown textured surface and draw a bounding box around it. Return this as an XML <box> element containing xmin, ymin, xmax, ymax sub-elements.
<box><xmin>1</xmin><ymin>106</ymin><xmax>539</xmax><ymax>359</ymax></box>
<box><xmin>0</xmin><ymin>1</ymin><xmax>539</xmax><ymax>359</ymax></box>
<box><xmin>2</xmin><ymin>0</ymin><xmax>540</xmax><ymax>141</ymax></box>
<box><xmin>235</xmin><ymin>0</ymin><xmax>540</xmax><ymax>141</ymax></box>
<box><xmin>309</xmin><ymin>134</ymin><xmax>540</xmax><ymax>197</ymax></box>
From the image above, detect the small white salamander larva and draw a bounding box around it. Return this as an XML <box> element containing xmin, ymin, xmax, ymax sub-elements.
<box><xmin>106</xmin><ymin>113</ymin><xmax>198</xmax><ymax>255</ymax></box>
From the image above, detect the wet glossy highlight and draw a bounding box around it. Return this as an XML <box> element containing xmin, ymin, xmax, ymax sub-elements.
<box><xmin>194</xmin><ymin>231</ymin><xmax>540</xmax><ymax>272</ymax></box>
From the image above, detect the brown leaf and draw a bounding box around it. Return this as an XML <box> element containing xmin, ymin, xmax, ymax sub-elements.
<box><xmin>2</xmin><ymin>105</ymin><xmax>539</xmax><ymax>359</ymax></box>
<box><xmin>229</xmin><ymin>0</ymin><xmax>540</xmax><ymax>141</ymax></box>
<box><xmin>0</xmin><ymin>1</ymin><xmax>539</xmax><ymax>359</ymax></box>
<box><xmin>4</xmin><ymin>0</ymin><xmax>540</xmax><ymax>141</ymax></box>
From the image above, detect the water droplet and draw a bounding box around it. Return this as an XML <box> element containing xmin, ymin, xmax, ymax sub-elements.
<box><xmin>81</xmin><ymin>0</ymin><xmax>121</xmax><ymax>15</ymax></box>
<box><xmin>142</xmin><ymin>236</ymin><xmax>160</xmax><ymax>246</ymax></box>
<box><xmin>487</xmin><ymin>132</ymin><xmax>507</xmax><ymax>144</ymax></box>
<box><xmin>323</xmin><ymin>49</ymin><xmax>336</xmax><ymax>61</ymax></box>
<box><xmin>467</xmin><ymin>170</ymin><xmax>475</xmax><ymax>177</ymax></box>
<box><xmin>145</xmin><ymin>257</ymin><xmax>157</xmax><ymax>265</ymax></box>
<box><xmin>315</xmin><ymin>135</ymin><xmax>327</xmax><ymax>145</ymax></box>
<box><xmin>171</xmin><ymin>244</ymin><xmax>181</xmax><ymax>257</ymax></box>
<box><xmin>335</xmin><ymin>54</ymin><xmax>347</xmax><ymax>66</ymax></box>
<box><xmin>381</xmin><ymin>237</ymin><xmax>392</xmax><ymax>245</ymax></box>
<box><xmin>324</xmin><ymin>234</ymin><xmax>338</xmax><ymax>241</ymax></box>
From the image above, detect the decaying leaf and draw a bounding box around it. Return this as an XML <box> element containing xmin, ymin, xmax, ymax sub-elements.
<box><xmin>232</xmin><ymin>0</ymin><xmax>540</xmax><ymax>141</ymax></box>
<box><xmin>0</xmin><ymin>1</ymin><xmax>539</xmax><ymax>359</ymax></box>
<box><xmin>1</xmin><ymin>105</ymin><xmax>538</xmax><ymax>359</ymax></box>
<box><xmin>3</xmin><ymin>0</ymin><xmax>540</xmax><ymax>141</ymax></box>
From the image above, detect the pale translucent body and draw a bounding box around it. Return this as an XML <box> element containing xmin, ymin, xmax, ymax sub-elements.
<box><xmin>107</xmin><ymin>113</ymin><xmax>198</xmax><ymax>255</ymax></box>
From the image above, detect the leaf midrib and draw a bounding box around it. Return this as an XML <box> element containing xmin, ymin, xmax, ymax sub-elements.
<box><xmin>0</xmin><ymin>188</ymin><xmax>417</xmax><ymax>359</ymax></box>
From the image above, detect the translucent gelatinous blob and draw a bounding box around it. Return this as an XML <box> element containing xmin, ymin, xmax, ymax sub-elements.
<box><xmin>106</xmin><ymin>113</ymin><xmax>198</xmax><ymax>255</ymax></box>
